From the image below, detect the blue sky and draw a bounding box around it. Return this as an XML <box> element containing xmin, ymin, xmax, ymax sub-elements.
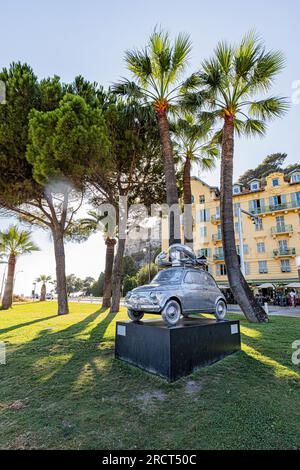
<box><xmin>0</xmin><ymin>0</ymin><xmax>299</xmax><ymax>295</ymax></box>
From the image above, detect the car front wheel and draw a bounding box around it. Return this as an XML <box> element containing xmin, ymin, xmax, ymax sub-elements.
<box><xmin>214</xmin><ymin>299</ymin><xmax>227</xmax><ymax>320</ymax></box>
<box><xmin>161</xmin><ymin>300</ymin><xmax>181</xmax><ymax>326</ymax></box>
<box><xmin>128</xmin><ymin>309</ymin><xmax>144</xmax><ymax>322</ymax></box>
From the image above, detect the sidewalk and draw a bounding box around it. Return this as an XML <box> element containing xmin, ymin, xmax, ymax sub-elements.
<box><xmin>228</xmin><ymin>304</ymin><xmax>300</xmax><ymax>318</ymax></box>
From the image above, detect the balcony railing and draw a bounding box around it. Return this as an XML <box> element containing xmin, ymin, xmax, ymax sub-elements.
<box><xmin>250</xmin><ymin>200</ymin><xmax>300</xmax><ymax>215</ymax></box>
<box><xmin>273</xmin><ymin>248</ymin><xmax>296</xmax><ymax>257</ymax></box>
<box><xmin>271</xmin><ymin>224</ymin><xmax>293</xmax><ymax>235</ymax></box>
<box><xmin>212</xmin><ymin>234</ymin><xmax>222</xmax><ymax>241</ymax></box>
<box><xmin>211</xmin><ymin>214</ymin><xmax>221</xmax><ymax>223</ymax></box>
<box><xmin>213</xmin><ymin>254</ymin><xmax>224</xmax><ymax>261</ymax></box>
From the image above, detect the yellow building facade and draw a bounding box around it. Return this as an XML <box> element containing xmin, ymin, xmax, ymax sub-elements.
<box><xmin>163</xmin><ymin>170</ymin><xmax>300</xmax><ymax>286</ymax></box>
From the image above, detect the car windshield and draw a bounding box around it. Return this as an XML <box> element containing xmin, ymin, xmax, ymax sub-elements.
<box><xmin>152</xmin><ymin>269</ymin><xmax>183</xmax><ymax>284</ymax></box>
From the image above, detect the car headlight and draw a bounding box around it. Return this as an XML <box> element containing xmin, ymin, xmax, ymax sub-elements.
<box><xmin>125</xmin><ymin>292</ymin><xmax>132</xmax><ymax>301</ymax></box>
<box><xmin>150</xmin><ymin>292</ymin><xmax>163</xmax><ymax>304</ymax></box>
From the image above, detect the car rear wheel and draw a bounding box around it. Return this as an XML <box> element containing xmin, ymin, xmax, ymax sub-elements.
<box><xmin>214</xmin><ymin>299</ymin><xmax>227</xmax><ymax>320</ymax></box>
<box><xmin>162</xmin><ymin>300</ymin><xmax>181</xmax><ymax>326</ymax></box>
<box><xmin>128</xmin><ymin>309</ymin><xmax>144</xmax><ymax>322</ymax></box>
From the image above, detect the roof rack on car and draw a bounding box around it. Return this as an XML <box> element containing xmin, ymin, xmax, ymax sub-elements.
<box><xmin>155</xmin><ymin>244</ymin><xmax>207</xmax><ymax>268</ymax></box>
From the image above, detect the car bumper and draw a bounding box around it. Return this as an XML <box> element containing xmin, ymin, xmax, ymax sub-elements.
<box><xmin>125</xmin><ymin>302</ymin><xmax>161</xmax><ymax>312</ymax></box>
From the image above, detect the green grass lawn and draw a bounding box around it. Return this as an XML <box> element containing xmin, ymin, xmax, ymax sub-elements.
<box><xmin>0</xmin><ymin>302</ymin><xmax>299</xmax><ymax>450</ymax></box>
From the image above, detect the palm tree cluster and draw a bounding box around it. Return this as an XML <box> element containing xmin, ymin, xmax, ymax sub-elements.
<box><xmin>0</xmin><ymin>29</ymin><xmax>288</xmax><ymax>323</ymax></box>
<box><xmin>0</xmin><ymin>226</ymin><xmax>39</xmax><ymax>309</ymax></box>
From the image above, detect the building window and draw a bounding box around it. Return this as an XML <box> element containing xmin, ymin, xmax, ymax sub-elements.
<box><xmin>233</xmin><ymin>185</ymin><xmax>241</xmax><ymax>194</ymax></box>
<box><xmin>236</xmin><ymin>244</ymin><xmax>249</xmax><ymax>255</ymax></box>
<box><xmin>244</xmin><ymin>262</ymin><xmax>251</xmax><ymax>275</ymax></box>
<box><xmin>281</xmin><ymin>259</ymin><xmax>291</xmax><ymax>273</ymax></box>
<box><xmin>233</xmin><ymin>202</ymin><xmax>240</xmax><ymax>217</ymax></box>
<box><xmin>291</xmin><ymin>173</ymin><xmax>300</xmax><ymax>183</ymax></box>
<box><xmin>270</xmin><ymin>194</ymin><xmax>286</xmax><ymax>209</ymax></box>
<box><xmin>276</xmin><ymin>215</ymin><xmax>285</xmax><ymax>229</ymax></box>
<box><xmin>249</xmin><ymin>198</ymin><xmax>265</xmax><ymax>214</ymax></box>
<box><xmin>278</xmin><ymin>240</ymin><xmax>288</xmax><ymax>253</ymax></box>
<box><xmin>259</xmin><ymin>261</ymin><xmax>268</xmax><ymax>274</ymax></box>
<box><xmin>199</xmin><ymin>248</ymin><xmax>211</xmax><ymax>258</ymax></box>
<box><xmin>215</xmin><ymin>247</ymin><xmax>224</xmax><ymax>257</ymax></box>
<box><xmin>215</xmin><ymin>206</ymin><xmax>220</xmax><ymax>217</ymax></box>
<box><xmin>250</xmin><ymin>181</ymin><xmax>260</xmax><ymax>191</ymax></box>
<box><xmin>272</xmin><ymin>178</ymin><xmax>280</xmax><ymax>187</ymax></box>
<box><xmin>191</xmin><ymin>195</ymin><xmax>195</xmax><ymax>203</ymax></box>
<box><xmin>216</xmin><ymin>264</ymin><xmax>227</xmax><ymax>276</ymax></box>
<box><xmin>257</xmin><ymin>242</ymin><xmax>265</xmax><ymax>253</ymax></box>
<box><xmin>200</xmin><ymin>226</ymin><xmax>207</xmax><ymax>238</ymax></box>
<box><xmin>199</xmin><ymin>209</ymin><xmax>210</xmax><ymax>222</ymax></box>
<box><xmin>291</xmin><ymin>192</ymin><xmax>300</xmax><ymax>208</ymax></box>
<box><xmin>199</xmin><ymin>195</ymin><xmax>205</xmax><ymax>204</ymax></box>
<box><xmin>255</xmin><ymin>218</ymin><xmax>263</xmax><ymax>231</ymax></box>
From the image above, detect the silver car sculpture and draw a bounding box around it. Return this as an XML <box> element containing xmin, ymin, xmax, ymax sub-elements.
<box><xmin>125</xmin><ymin>244</ymin><xmax>227</xmax><ymax>326</ymax></box>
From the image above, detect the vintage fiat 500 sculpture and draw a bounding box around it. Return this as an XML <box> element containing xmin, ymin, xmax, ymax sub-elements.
<box><xmin>125</xmin><ymin>244</ymin><xmax>227</xmax><ymax>326</ymax></box>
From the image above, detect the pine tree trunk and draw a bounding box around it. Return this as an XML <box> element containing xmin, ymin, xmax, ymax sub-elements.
<box><xmin>52</xmin><ymin>228</ymin><xmax>69</xmax><ymax>315</ymax></box>
<box><xmin>157</xmin><ymin>112</ymin><xmax>180</xmax><ymax>246</ymax></box>
<box><xmin>183</xmin><ymin>155</ymin><xmax>193</xmax><ymax>249</ymax></box>
<box><xmin>40</xmin><ymin>283</ymin><xmax>46</xmax><ymax>302</ymax></box>
<box><xmin>1</xmin><ymin>254</ymin><xmax>16</xmax><ymax>310</ymax></box>
<box><xmin>102</xmin><ymin>237</ymin><xmax>116</xmax><ymax>309</ymax></box>
<box><xmin>220</xmin><ymin>116</ymin><xmax>268</xmax><ymax>323</ymax></box>
<box><xmin>110</xmin><ymin>238</ymin><xmax>126</xmax><ymax>313</ymax></box>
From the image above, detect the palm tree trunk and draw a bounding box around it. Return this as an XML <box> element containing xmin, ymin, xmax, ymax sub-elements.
<box><xmin>110</xmin><ymin>238</ymin><xmax>126</xmax><ymax>313</ymax></box>
<box><xmin>183</xmin><ymin>155</ymin><xmax>193</xmax><ymax>248</ymax></box>
<box><xmin>52</xmin><ymin>228</ymin><xmax>69</xmax><ymax>315</ymax></box>
<box><xmin>102</xmin><ymin>237</ymin><xmax>116</xmax><ymax>309</ymax></box>
<box><xmin>157</xmin><ymin>112</ymin><xmax>180</xmax><ymax>246</ymax></box>
<box><xmin>220</xmin><ymin>116</ymin><xmax>268</xmax><ymax>323</ymax></box>
<box><xmin>40</xmin><ymin>283</ymin><xmax>46</xmax><ymax>302</ymax></box>
<box><xmin>1</xmin><ymin>254</ymin><xmax>16</xmax><ymax>310</ymax></box>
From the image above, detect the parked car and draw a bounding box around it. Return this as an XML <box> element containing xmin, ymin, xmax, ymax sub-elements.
<box><xmin>125</xmin><ymin>266</ymin><xmax>227</xmax><ymax>326</ymax></box>
<box><xmin>45</xmin><ymin>293</ymin><xmax>54</xmax><ymax>300</ymax></box>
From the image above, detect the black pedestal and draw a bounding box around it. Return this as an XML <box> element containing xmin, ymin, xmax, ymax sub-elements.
<box><xmin>115</xmin><ymin>317</ymin><xmax>241</xmax><ymax>382</ymax></box>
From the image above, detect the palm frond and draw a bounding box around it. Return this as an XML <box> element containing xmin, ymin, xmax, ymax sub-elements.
<box><xmin>248</xmin><ymin>96</ymin><xmax>289</xmax><ymax>120</ymax></box>
<box><xmin>171</xmin><ymin>33</ymin><xmax>192</xmax><ymax>74</ymax></box>
<box><xmin>124</xmin><ymin>49</ymin><xmax>152</xmax><ymax>86</ymax></box>
<box><xmin>215</xmin><ymin>41</ymin><xmax>233</xmax><ymax>74</ymax></box>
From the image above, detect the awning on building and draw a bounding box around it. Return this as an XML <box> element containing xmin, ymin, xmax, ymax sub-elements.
<box><xmin>257</xmin><ymin>283</ymin><xmax>275</xmax><ymax>289</ymax></box>
<box><xmin>286</xmin><ymin>282</ymin><xmax>300</xmax><ymax>289</ymax></box>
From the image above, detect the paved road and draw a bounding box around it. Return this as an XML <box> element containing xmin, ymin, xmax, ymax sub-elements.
<box><xmin>228</xmin><ymin>304</ymin><xmax>300</xmax><ymax>318</ymax></box>
<box><xmin>67</xmin><ymin>298</ymin><xmax>300</xmax><ymax>317</ymax></box>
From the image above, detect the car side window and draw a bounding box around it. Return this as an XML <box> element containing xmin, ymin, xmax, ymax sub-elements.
<box><xmin>184</xmin><ymin>272</ymin><xmax>194</xmax><ymax>284</ymax></box>
<box><xmin>200</xmin><ymin>272</ymin><xmax>215</xmax><ymax>287</ymax></box>
<box><xmin>191</xmin><ymin>272</ymin><xmax>202</xmax><ymax>284</ymax></box>
<box><xmin>205</xmin><ymin>274</ymin><xmax>217</xmax><ymax>288</ymax></box>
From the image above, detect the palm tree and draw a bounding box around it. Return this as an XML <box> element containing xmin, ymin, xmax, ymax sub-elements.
<box><xmin>183</xmin><ymin>32</ymin><xmax>288</xmax><ymax>323</ymax></box>
<box><xmin>80</xmin><ymin>210</ymin><xmax>116</xmax><ymax>309</ymax></box>
<box><xmin>0</xmin><ymin>225</ymin><xmax>39</xmax><ymax>309</ymax></box>
<box><xmin>36</xmin><ymin>275</ymin><xmax>52</xmax><ymax>301</ymax></box>
<box><xmin>172</xmin><ymin>114</ymin><xmax>219</xmax><ymax>247</ymax></box>
<box><xmin>113</xmin><ymin>29</ymin><xmax>200</xmax><ymax>245</ymax></box>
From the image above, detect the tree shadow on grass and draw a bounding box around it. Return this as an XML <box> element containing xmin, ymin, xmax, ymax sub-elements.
<box><xmin>0</xmin><ymin>315</ymin><xmax>58</xmax><ymax>336</ymax></box>
<box><xmin>7</xmin><ymin>308</ymin><xmax>119</xmax><ymax>400</ymax></box>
